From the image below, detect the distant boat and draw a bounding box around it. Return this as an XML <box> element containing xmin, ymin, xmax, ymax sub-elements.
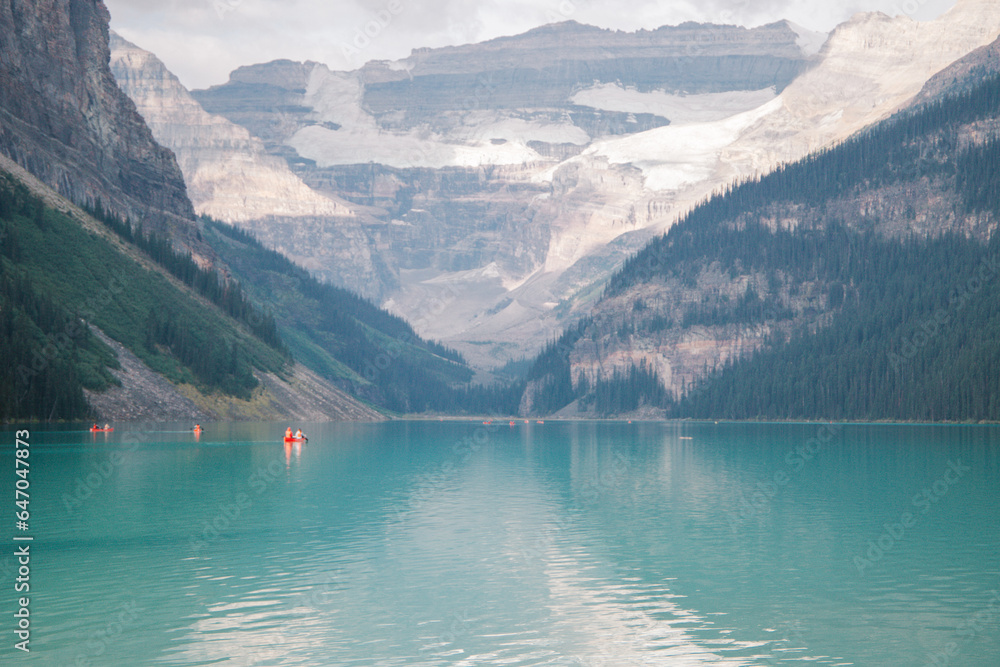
<box><xmin>90</xmin><ymin>425</ymin><xmax>113</xmax><ymax>432</ymax></box>
<box><xmin>284</xmin><ymin>436</ymin><xmax>307</xmax><ymax>443</ymax></box>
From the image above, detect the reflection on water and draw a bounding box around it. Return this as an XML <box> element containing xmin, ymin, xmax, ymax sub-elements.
<box><xmin>2</xmin><ymin>421</ymin><xmax>998</xmax><ymax>665</ymax></box>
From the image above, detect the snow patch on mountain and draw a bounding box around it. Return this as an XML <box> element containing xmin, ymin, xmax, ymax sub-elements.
<box><xmin>451</xmin><ymin>116</ymin><xmax>590</xmax><ymax>146</ymax></box>
<box><xmin>570</xmin><ymin>85</ymin><xmax>778</xmax><ymax>125</ymax></box>
<box><xmin>290</xmin><ymin>124</ymin><xmax>549</xmax><ymax>169</ymax></box>
<box><xmin>302</xmin><ymin>66</ymin><xmax>374</xmax><ymax>131</ymax></box>
<box><xmin>580</xmin><ymin>96</ymin><xmax>785</xmax><ymax>192</ymax></box>
<box><xmin>293</xmin><ymin>64</ymin><xmax>594</xmax><ymax>168</ymax></box>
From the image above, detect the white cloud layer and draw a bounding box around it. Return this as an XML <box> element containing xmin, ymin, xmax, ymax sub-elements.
<box><xmin>105</xmin><ymin>0</ymin><xmax>957</xmax><ymax>90</ymax></box>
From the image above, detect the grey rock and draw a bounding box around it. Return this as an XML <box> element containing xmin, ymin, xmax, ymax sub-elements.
<box><xmin>0</xmin><ymin>0</ymin><xmax>194</xmax><ymax>228</ymax></box>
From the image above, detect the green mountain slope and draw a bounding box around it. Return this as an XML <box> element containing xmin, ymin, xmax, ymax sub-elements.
<box><xmin>0</xmin><ymin>168</ymin><xmax>290</xmax><ymax>420</ymax></box>
<box><xmin>517</xmin><ymin>71</ymin><xmax>1000</xmax><ymax>421</ymax></box>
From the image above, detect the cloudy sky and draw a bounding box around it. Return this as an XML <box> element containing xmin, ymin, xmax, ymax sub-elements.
<box><xmin>105</xmin><ymin>0</ymin><xmax>957</xmax><ymax>90</ymax></box>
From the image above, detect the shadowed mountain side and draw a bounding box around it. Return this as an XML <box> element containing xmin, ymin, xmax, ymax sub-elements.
<box><xmin>0</xmin><ymin>0</ymin><xmax>193</xmax><ymax>232</ymax></box>
<box><xmin>0</xmin><ymin>151</ymin><xmax>384</xmax><ymax>422</ymax></box>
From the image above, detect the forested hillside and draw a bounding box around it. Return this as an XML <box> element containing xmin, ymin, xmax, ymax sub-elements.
<box><xmin>0</xmin><ymin>165</ymin><xmax>503</xmax><ymax>420</ymax></box>
<box><xmin>642</xmin><ymin>229</ymin><xmax>999</xmax><ymax>420</ymax></box>
<box><xmin>0</xmin><ymin>171</ymin><xmax>288</xmax><ymax>419</ymax></box>
<box><xmin>517</xmin><ymin>71</ymin><xmax>1000</xmax><ymax>421</ymax></box>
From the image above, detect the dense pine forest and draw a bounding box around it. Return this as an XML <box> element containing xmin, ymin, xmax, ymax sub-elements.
<box><xmin>0</xmin><ymin>219</ymin><xmax>118</xmax><ymax>419</ymax></box>
<box><xmin>88</xmin><ymin>201</ymin><xmax>286</xmax><ymax>353</ymax></box>
<box><xmin>670</xmin><ymin>230</ymin><xmax>999</xmax><ymax>420</ymax></box>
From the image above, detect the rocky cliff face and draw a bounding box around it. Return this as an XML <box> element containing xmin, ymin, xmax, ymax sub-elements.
<box><xmin>108</xmin><ymin>34</ymin><xmax>386</xmax><ymax>296</ymax></box>
<box><xmin>563</xmin><ymin>268</ymin><xmax>838</xmax><ymax>410</ymax></box>
<box><xmin>358</xmin><ymin>20</ymin><xmax>811</xmax><ymax>125</ymax></box>
<box><xmin>0</xmin><ymin>0</ymin><xmax>193</xmax><ymax>226</ymax></box>
<box><xmin>109</xmin><ymin>34</ymin><xmax>352</xmax><ymax>223</ymax></box>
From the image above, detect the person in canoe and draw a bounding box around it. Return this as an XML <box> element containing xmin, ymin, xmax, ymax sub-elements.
<box><xmin>193</xmin><ymin>424</ymin><xmax>202</xmax><ymax>434</ymax></box>
<box><xmin>283</xmin><ymin>428</ymin><xmax>307</xmax><ymax>442</ymax></box>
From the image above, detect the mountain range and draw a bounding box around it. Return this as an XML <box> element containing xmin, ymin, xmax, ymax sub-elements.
<box><xmin>108</xmin><ymin>1</ymin><xmax>1000</xmax><ymax>371</ymax></box>
<box><xmin>3</xmin><ymin>0</ymin><xmax>1000</xmax><ymax>421</ymax></box>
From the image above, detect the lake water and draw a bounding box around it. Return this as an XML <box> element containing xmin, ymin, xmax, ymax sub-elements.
<box><xmin>2</xmin><ymin>420</ymin><xmax>998</xmax><ymax>666</ymax></box>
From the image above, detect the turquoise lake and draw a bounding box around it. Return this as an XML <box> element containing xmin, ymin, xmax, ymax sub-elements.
<box><xmin>2</xmin><ymin>420</ymin><xmax>998</xmax><ymax>665</ymax></box>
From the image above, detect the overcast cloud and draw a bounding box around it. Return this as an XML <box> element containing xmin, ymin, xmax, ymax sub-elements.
<box><xmin>105</xmin><ymin>0</ymin><xmax>957</xmax><ymax>90</ymax></box>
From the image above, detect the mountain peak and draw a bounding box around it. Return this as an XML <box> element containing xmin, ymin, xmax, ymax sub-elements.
<box><xmin>224</xmin><ymin>60</ymin><xmax>318</xmax><ymax>92</ymax></box>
